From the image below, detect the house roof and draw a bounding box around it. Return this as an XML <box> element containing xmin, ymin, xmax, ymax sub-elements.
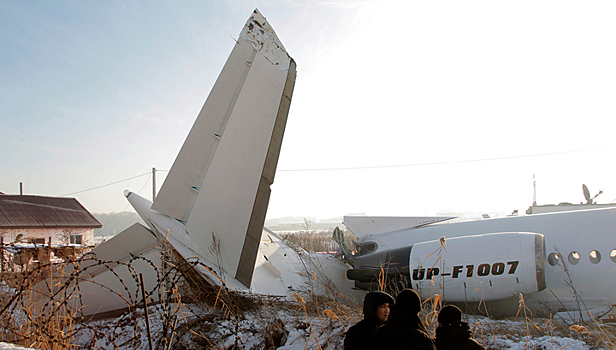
<box><xmin>0</xmin><ymin>195</ymin><xmax>102</xmax><ymax>229</ymax></box>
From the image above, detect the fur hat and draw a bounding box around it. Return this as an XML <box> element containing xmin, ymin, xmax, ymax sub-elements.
<box><xmin>438</xmin><ymin>305</ymin><xmax>463</xmax><ymax>325</ymax></box>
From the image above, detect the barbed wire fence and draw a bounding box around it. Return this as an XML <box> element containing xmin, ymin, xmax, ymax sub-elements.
<box><xmin>0</xmin><ymin>230</ymin><xmax>289</xmax><ymax>350</ymax></box>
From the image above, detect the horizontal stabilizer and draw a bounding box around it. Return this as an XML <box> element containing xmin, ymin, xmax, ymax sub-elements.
<box><xmin>79</xmin><ymin>223</ymin><xmax>158</xmax><ymax>278</ymax></box>
<box><xmin>343</xmin><ymin>215</ymin><xmax>456</xmax><ymax>238</ymax></box>
<box><xmin>48</xmin><ymin>223</ymin><xmax>163</xmax><ymax>318</ymax></box>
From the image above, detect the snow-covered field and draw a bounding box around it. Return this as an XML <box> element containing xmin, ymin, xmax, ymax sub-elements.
<box><xmin>3</xmin><ymin>299</ymin><xmax>613</xmax><ymax>350</ymax></box>
<box><xmin>0</xmin><ymin>344</ymin><xmax>35</xmax><ymax>350</ymax></box>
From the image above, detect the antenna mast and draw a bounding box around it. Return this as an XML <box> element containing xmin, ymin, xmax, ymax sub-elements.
<box><xmin>533</xmin><ymin>174</ymin><xmax>537</xmax><ymax>206</ymax></box>
<box><xmin>152</xmin><ymin>168</ymin><xmax>157</xmax><ymax>201</ymax></box>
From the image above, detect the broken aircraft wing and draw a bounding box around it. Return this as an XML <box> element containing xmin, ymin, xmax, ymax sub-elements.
<box><xmin>343</xmin><ymin>215</ymin><xmax>456</xmax><ymax>238</ymax></box>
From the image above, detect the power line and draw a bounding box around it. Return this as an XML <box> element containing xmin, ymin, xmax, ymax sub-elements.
<box><xmin>60</xmin><ymin>170</ymin><xmax>169</xmax><ymax>197</ymax></box>
<box><xmin>100</xmin><ymin>174</ymin><xmax>152</xmax><ymax>226</ymax></box>
<box><xmin>58</xmin><ymin>146</ymin><xmax>609</xmax><ymax>195</ymax></box>
<box><xmin>61</xmin><ymin>172</ymin><xmax>150</xmax><ymax>196</ymax></box>
<box><xmin>278</xmin><ymin>146</ymin><xmax>611</xmax><ymax>172</ymax></box>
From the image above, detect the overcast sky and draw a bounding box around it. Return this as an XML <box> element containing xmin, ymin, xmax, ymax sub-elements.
<box><xmin>2</xmin><ymin>1</ymin><xmax>615</xmax><ymax>221</ymax></box>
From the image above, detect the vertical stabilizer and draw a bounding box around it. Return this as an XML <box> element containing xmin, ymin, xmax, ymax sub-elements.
<box><xmin>151</xmin><ymin>9</ymin><xmax>295</xmax><ymax>288</ymax></box>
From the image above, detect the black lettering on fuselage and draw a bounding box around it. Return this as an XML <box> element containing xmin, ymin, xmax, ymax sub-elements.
<box><xmin>426</xmin><ymin>267</ymin><xmax>439</xmax><ymax>279</ymax></box>
<box><xmin>412</xmin><ymin>268</ymin><xmax>441</xmax><ymax>280</ymax></box>
<box><xmin>411</xmin><ymin>260</ymin><xmax>521</xmax><ymax>281</ymax></box>
<box><xmin>477</xmin><ymin>263</ymin><xmax>490</xmax><ymax>276</ymax></box>
<box><xmin>452</xmin><ymin>265</ymin><xmax>463</xmax><ymax>278</ymax></box>
<box><xmin>507</xmin><ymin>261</ymin><xmax>519</xmax><ymax>274</ymax></box>
<box><xmin>492</xmin><ymin>262</ymin><xmax>505</xmax><ymax>275</ymax></box>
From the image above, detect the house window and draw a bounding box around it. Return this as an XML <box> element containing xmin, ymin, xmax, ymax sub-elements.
<box><xmin>70</xmin><ymin>235</ymin><xmax>82</xmax><ymax>245</ymax></box>
<box><xmin>34</xmin><ymin>238</ymin><xmax>45</xmax><ymax>244</ymax></box>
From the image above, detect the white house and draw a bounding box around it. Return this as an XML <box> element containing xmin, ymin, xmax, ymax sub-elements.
<box><xmin>0</xmin><ymin>194</ymin><xmax>102</xmax><ymax>246</ymax></box>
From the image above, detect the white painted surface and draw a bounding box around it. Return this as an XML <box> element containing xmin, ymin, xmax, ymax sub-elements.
<box><xmin>353</xmin><ymin>207</ymin><xmax>616</xmax><ymax>313</ymax></box>
<box><xmin>1</xmin><ymin>227</ymin><xmax>94</xmax><ymax>246</ymax></box>
<box><xmin>344</xmin><ymin>215</ymin><xmax>456</xmax><ymax>238</ymax></box>
<box><xmin>54</xmin><ymin>223</ymin><xmax>162</xmax><ymax>317</ymax></box>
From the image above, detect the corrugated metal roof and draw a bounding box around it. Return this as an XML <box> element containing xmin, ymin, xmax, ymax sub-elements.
<box><xmin>0</xmin><ymin>195</ymin><xmax>102</xmax><ymax>229</ymax></box>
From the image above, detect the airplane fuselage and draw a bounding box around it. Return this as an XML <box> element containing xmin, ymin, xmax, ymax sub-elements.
<box><xmin>349</xmin><ymin>208</ymin><xmax>616</xmax><ymax>316</ymax></box>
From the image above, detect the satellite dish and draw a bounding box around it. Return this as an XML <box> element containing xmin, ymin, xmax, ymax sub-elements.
<box><xmin>582</xmin><ymin>184</ymin><xmax>603</xmax><ymax>204</ymax></box>
<box><xmin>583</xmin><ymin>184</ymin><xmax>591</xmax><ymax>203</ymax></box>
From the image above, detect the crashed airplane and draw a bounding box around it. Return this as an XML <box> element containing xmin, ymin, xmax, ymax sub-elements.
<box><xmin>45</xmin><ymin>9</ymin><xmax>355</xmax><ymax>319</ymax></box>
<box><xmin>41</xmin><ymin>9</ymin><xmax>615</xmax><ymax>321</ymax></box>
<box><xmin>339</xmin><ymin>194</ymin><xmax>616</xmax><ymax>317</ymax></box>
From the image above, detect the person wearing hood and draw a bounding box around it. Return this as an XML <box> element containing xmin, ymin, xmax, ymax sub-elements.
<box><xmin>435</xmin><ymin>305</ymin><xmax>484</xmax><ymax>350</ymax></box>
<box><xmin>370</xmin><ymin>289</ymin><xmax>435</xmax><ymax>350</ymax></box>
<box><xmin>344</xmin><ymin>290</ymin><xmax>394</xmax><ymax>350</ymax></box>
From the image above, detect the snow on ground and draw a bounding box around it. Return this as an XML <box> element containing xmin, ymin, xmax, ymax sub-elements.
<box><xmin>61</xmin><ymin>303</ymin><xmax>614</xmax><ymax>349</ymax></box>
<box><xmin>466</xmin><ymin>315</ymin><xmax>615</xmax><ymax>350</ymax></box>
<box><xmin>2</xmin><ymin>292</ymin><xmax>614</xmax><ymax>349</ymax></box>
<box><xmin>68</xmin><ymin>298</ymin><xmax>349</xmax><ymax>349</ymax></box>
<box><xmin>489</xmin><ymin>336</ymin><xmax>588</xmax><ymax>350</ymax></box>
<box><xmin>0</xmin><ymin>343</ymin><xmax>36</xmax><ymax>350</ymax></box>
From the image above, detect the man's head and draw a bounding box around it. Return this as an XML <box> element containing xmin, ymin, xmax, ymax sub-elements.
<box><xmin>437</xmin><ymin>305</ymin><xmax>463</xmax><ymax>326</ymax></box>
<box><xmin>392</xmin><ymin>289</ymin><xmax>422</xmax><ymax>317</ymax></box>
<box><xmin>363</xmin><ymin>291</ymin><xmax>394</xmax><ymax>323</ymax></box>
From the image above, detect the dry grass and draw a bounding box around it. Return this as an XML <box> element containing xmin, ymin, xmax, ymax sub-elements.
<box><xmin>470</xmin><ymin>313</ymin><xmax>616</xmax><ymax>349</ymax></box>
<box><xmin>0</xmin><ymin>234</ymin><xmax>258</xmax><ymax>349</ymax></box>
<box><xmin>281</xmin><ymin>229</ymin><xmax>357</xmax><ymax>254</ymax></box>
<box><xmin>1</xmin><ymin>232</ymin><xmax>616</xmax><ymax>349</ymax></box>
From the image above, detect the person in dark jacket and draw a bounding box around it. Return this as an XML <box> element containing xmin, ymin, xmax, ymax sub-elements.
<box><xmin>435</xmin><ymin>305</ymin><xmax>484</xmax><ymax>350</ymax></box>
<box><xmin>370</xmin><ymin>289</ymin><xmax>436</xmax><ymax>350</ymax></box>
<box><xmin>344</xmin><ymin>291</ymin><xmax>394</xmax><ymax>350</ymax></box>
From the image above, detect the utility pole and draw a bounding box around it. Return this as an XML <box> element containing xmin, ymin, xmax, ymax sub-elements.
<box><xmin>20</xmin><ymin>182</ymin><xmax>23</xmax><ymax>195</ymax></box>
<box><xmin>152</xmin><ymin>168</ymin><xmax>157</xmax><ymax>201</ymax></box>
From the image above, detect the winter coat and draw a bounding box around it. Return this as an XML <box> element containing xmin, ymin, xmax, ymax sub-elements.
<box><xmin>344</xmin><ymin>317</ymin><xmax>381</xmax><ymax>350</ymax></box>
<box><xmin>344</xmin><ymin>291</ymin><xmax>394</xmax><ymax>350</ymax></box>
<box><xmin>435</xmin><ymin>322</ymin><xmax>484</xmax><ymax>350</ymax></box>
<box><xmin>369</xmin><ymin>314</ymin><xmax>436</xmax><ymax>350</ymax></box>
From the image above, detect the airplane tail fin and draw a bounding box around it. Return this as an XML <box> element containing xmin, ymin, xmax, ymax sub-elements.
<box><xmin>35</xmin><ymin>9</ymin><xmax>296</xmax><ymax>320</ymax></box>
<box><xmin>148</xmin><ymin>9</ymin><xmax>295</xmax><ymax>288</ymax></box>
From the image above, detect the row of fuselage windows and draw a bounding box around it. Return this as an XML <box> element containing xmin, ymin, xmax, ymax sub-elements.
<box><xmin>547</xmin><ymin>249</ymin><xmax>616</xmax><ymax>266</ymax></box>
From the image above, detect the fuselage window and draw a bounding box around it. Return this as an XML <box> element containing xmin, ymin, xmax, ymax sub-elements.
<box><xmin>589</xmin><ymin>250</ymin><xmax>601</xmax><ymax>264</ymax></box>
<box><xmin>610</xmin><ymin>249</ymin><xmax>616</xmax><ymax>263</ymax></box>
<box><xmin>568</xmin><ymin>251</ymin><xmax>580</xmax><ymax>265</ymax></box>
<box><xmin>548</xmin><ymin>252</ymin><xmax>559</xmax><ymax>266</ymax></box>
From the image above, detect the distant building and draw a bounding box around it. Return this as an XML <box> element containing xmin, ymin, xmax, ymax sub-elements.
<box><xmin>265</xmin><ymin>216</ymin><xmax>344</xmax><ymax>232</ymax></box>
<box><xmin>0</xmin><ymin>194</ymin><xmax>102</xmax><ymax>246</ymax></box>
